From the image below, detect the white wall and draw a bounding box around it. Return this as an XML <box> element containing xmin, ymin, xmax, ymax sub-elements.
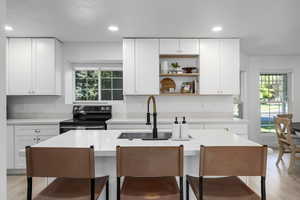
<box><xmin>64</xmin><ymin>41</ymin><xmax>122</xmax><ymax>104</ymax></box>
<box><xmin>246</xmin><ymin>56</ymin><xmax>300</xmax><ymax>145</ymax></box>
<box><xmin>0</xmin><ymin>0</ymin><xmax>7</xmax><ymax>198</ymax></box>
<box><xmin>7</xmin><ymin>41</ymin><xmax>235</xmax><ymax>119</ymax></box>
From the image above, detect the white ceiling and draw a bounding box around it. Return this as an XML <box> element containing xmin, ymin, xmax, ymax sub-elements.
<box><xmin>6</xmin><ymin>0</ymin><xmax>300</xmax><ymax>55</ymax></box>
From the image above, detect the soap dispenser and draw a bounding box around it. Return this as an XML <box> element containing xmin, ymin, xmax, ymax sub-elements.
<box><xmin>181</xmin><ymin>116</ymin><xmax>189</xmax><ymax>139</ymax></box>
<box><xmin>172</xmin><ymin>117</ymin><xmax>180</xmax><ymax>139</ymax></box>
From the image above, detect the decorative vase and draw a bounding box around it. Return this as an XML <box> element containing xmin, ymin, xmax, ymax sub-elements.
<box><xmin>161</xmin><ymin>61</ymin><xmax>169</xmax><ymax>74</ymax></box>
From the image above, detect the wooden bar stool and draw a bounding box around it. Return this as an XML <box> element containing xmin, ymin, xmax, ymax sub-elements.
<box><xmin>26</xmin><ymin>146</ymin><xmax>109</xmax><ymax>200</ymax></box>
<box><xmin>116</xmin><ymin>145</ymin><xmax>184</xmax><ymax>200</ymax></box>
<box><xmin>274</xmin><ymin>117</ymin><xmax>300</xmax><ymax>172</ymax></box>
<box><xmin>186</xmin><ymin>145</ymin><xmax>268</xmax><ymax>200</ymax></box>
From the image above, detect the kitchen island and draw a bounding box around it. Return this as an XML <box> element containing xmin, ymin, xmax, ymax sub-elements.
<box><xmin>33</xmin><ymin>129</ymin><xmax>261</xmax><ymax>200</ymax></box>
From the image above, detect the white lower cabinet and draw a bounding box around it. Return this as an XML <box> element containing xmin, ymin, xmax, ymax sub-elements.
<box><xmin>11</xmin><ymin>124</ymin><xmax>59</xmax><ymax>169</ymax></box>
<box><xmin>7</xmin><ymin>125</ymin><xmax>14</xmax><ymax>169</ymax></box>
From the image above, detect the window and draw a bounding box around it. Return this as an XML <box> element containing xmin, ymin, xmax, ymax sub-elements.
<box><xmin>260</xmin><ymin>73</ymin><xmax>288</xmax><ymax>133</ymax></box>
<box><xmin>74</xmin><ymin>64</ymin><xmax>123</xmax><ymax>102</ymax></box>
<box><xmin>75</xmin><ymin>70</ymin><xmax>99</xmax><ymax>101</ymax></box>
<box><xmin>100</xmin><ymin>71</ymin><xmax>123</xmax><ymax>101</ymax></box>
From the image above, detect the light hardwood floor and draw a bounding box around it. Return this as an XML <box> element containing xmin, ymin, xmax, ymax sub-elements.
<box><xmin>7</xmin><ymin>149</ymin><xmax>300</xmax><ymax>200</ymax></box>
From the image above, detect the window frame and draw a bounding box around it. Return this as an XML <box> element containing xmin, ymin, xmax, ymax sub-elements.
<box><xmin>72</xmin><ymin>63</ymin><xmax>124</xmax><ymax>104</ymax></box>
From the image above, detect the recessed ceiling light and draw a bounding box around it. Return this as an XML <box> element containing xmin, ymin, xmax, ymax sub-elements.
<box><xmin>212</xmin><ymin>26</ymin><xmax>223</xmax><ymax>32</ymax></box>
<box><xmin>108</xmin><ymin>25</ymin><xmax>119</xmax><ymax>32</ymax></box>
<box><xmin>4</xmin><ymin>25</ymin><xmax>14</xmax><ymax>31</ymax></box>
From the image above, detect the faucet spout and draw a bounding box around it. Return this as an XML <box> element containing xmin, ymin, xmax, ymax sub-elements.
<box><xmin>146</xmin><ymin>96</ymin><xmax>158</xmax><ymax>138</ymax></box>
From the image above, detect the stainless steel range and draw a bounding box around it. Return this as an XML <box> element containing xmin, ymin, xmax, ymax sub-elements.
<box><xmin>59</xmin><ymin>105</ymin><xmax>112</xmax><ymax>134</ymax></box>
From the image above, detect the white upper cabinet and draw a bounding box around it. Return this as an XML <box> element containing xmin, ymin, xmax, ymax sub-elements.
<box><xmin>199</xmin><ymin>39</ymin><xmax>240</xmax><ymax>95</ymax></box>
<box><xmin>159</xmin><ymin>39</ymin><xmax>179</xmax><ymax>54</ymax></box>
<box><xmin>7</xmin><ymin>38</ymin><xmax>62</xmax><ymax>95</ymax></box>
<box><xmin>199</xmin><ymin>39</ymin><xmax>220</xmax><ymax>95</ymax></box>
<box><xmin>33</xmin><ymin>39</ymin><xmax>56</xmax><ymax>94</ymax></box>
<box><xmin>179</xmin><ymin>39</ymin><xmax>199</xmax><ymax>54</ymax></box>
<box><xmin>220</xmin><ymin>39</ymin><xmax>240</xmax><ymax>95</ymax></box>
<box><xmin>159</xmin><ymin>39</ymin><xmax>199</xmax><ymax>55</ymax></box>
<box><xmin>123</xmin><ymin>39</ymin><xmax>159</xmax><ymax>95</ymax></box>
<box><xmin>123</xmin><ymin>39</ymin><xmax>136</xmax><ymax>95</ymax></box>
<box><xmin>135</xmin><ymin>39</ymin><xmax>159</xmax><ymax>95</ymax></box>
<box><xmin>7</xmin><ymin>38</ymin><xmax>32</xmax><ymax>95</ymax></box>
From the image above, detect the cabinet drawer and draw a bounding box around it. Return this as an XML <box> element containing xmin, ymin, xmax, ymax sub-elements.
<box><xmin>15</xmin><ymin>125</ymin><xmax>59</xmax><ymax>136</ymax></box>
<box><xmin>204</xmin><ymin>123</ymin><xmax>248</xmax><ymax>135</ymax></box>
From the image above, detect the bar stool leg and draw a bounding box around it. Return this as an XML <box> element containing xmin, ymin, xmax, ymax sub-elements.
<box><xmin>117</xmin><ymin>177</ymin><xmax>120</xmax><ymax>200</ymax></box>
<box><xmin>180</xmin><ymin>177</ymin><xmax>183</xmax><ymax>200</ymax></box>
<box><xmin>186</xmin><ymin>178</ymin><xmax>189</xmax><ymax>200</ymax></box>
<box><xmin>106</xmin><ymin>179</ymin><xmax>109</xmax><ymax>200</ymax></box>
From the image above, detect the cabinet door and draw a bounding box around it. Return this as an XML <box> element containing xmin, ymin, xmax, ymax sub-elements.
<box><xmin>7</xmin><ymin>38</ymin><xmax>32</xmax><ymax>95</ymax></box>
<box><xmin>7</xmin><ymin>125</ymin><xmax>14</xmax><ymax>169</ymax></box>
<box><xmin>123</xmin><ymin>39</ymin><xmax>136</xmax><ymax>95</ymax></box>
<box><xmin>135</xmin><ymin>39</ymin><xmax>159</xmax><ymax>95</ymax></box>
<box><xmin>199</xmin><ymin>39</ymin><xmax>220</xmax><ymax>95</ymax></box>
<box><xmin>33</xmin><ymin>39</ymin><xmax>56</xmax><ymax>95</ymax></box>
<box><xmin>37</xmin><ymin>135</ymin><xmax>56</xmax><ymax>144</ymax></box>
<box><xmin>220</xmin><ymin>39</ymin><xmax>240</xmax><ymax>95</ymax></box>
<box><xmin>15</xmin><ymin>134</ymin><xmax>36</xmax><ymax>169</ymax></box>
<box><xmin>159</xmin><ymin>39</ymin><xmax>179</xmax><ymax>54</ymax></box>
<box><xmin>179</xmin><ymin>39</ymin><xmax>199</xmax><ymax>54</ymax></box>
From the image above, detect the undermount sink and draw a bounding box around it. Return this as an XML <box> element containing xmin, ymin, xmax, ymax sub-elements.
<box><xmin>118</xmin><ymin>132</ymin><xmax>172</xmax><ymax>140</ymax></box>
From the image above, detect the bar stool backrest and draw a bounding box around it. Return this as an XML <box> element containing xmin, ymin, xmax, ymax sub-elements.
<box><xmin>199</xmin><ymin>146</ymin><xmax>267</xmax><ymax>177</ymax></box>
<box><xmin>26</xmin><ymin>146</ymin><xmax>95</xmax><ymax>178</ymax></box>
<box><xmin>117</xmin><ymin>146</ymin><xmax>183</xmax><ymax>177</ymax></box>
<box><xmin>274</xmin><ymin>117</ymin><xmax>294</xmax><ymax>146</ymax></box>
<box><xmin>277</xmin><ymin>114</ymin><xmax>293</xmax><ymax>120</ymax></box>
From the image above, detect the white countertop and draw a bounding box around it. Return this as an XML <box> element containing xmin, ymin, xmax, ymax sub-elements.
<box><xmin>33</xmin><ymin>129</ymin><xmax>259</xmax><ymax>156</ymax></box>
<box><xmin>7</xmin><ymin>118</ymin><xmax>68</xmax><ymax>125</ymax></box>
<box><xmin>106</xmin><ymin>117</ymin><xmax>248</xmax><ymax>124</ymax></box>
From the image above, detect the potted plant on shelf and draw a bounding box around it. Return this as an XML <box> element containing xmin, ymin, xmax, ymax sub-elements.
<box><xmin>171</xmin><ymin>62</ymin><xmax>181</xmax><ymax>74</ymax></box>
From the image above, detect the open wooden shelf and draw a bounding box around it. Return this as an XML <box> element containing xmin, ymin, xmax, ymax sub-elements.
<box><xmin>160</xmin><ymin>92</ymin><xmax>199</xmax><ymax>96</ymax></box>
<box><xmin>160</xmin><ymin>73</ymin><xmax>199</xmax><ymax>77</ymax></box>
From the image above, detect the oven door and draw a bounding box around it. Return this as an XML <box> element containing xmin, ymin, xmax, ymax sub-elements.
<box><xmin>59</xmin><ymin>125</ymin><xmax>106</xmax><ymax>134</ymax></box>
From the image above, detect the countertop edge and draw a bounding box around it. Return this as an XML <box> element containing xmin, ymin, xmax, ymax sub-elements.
<box><xmin>7</xmin><ymin>118</ymin><xmax>68</xmax><ymax>125</ymax></box>
<box><xmin>107</xmin><ymin>118</ymin><xmax>249</xmax><ymax>124</ymax></box>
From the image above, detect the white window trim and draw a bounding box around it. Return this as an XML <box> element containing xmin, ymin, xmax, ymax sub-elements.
<box><xmin>72</xmin><ymin>63</ymin><xmax>124</xmax><ymax>104</ymax></box>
